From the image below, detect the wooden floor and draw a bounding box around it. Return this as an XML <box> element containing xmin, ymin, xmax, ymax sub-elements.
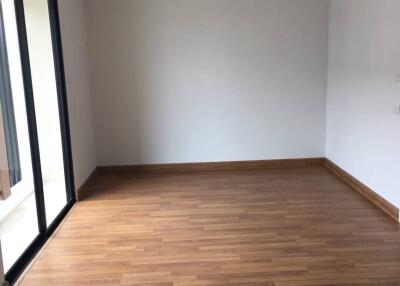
<box><xmin>20</xmin><ymin>166</ymin><xmax>400</xmax><ymax>286</ymax></box>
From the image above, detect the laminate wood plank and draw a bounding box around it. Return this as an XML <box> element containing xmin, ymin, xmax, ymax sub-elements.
<box><xmin>19</xmin><ymin>166</ymin><xmax>400</xmax><ymax>285</ymax></box>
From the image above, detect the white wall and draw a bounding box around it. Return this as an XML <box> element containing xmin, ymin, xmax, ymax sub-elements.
<box><xmin>85</xmin><ymin>0</ymin><xmax>329</xmax><ymax>166</ymax></box>
<box><xmin>58</xmin><ymin>0</ymin><xmax>96</xmax><ymax>189</ymax></box>
<box><xmin>326</xmin><ymin>0</ymin><xmax>400</xmax><ymax>208</ymax></box>
<box><xmin>56</xmin><ymin>0</ymin><xmax>400</xmax><ymax>210</ymax></box>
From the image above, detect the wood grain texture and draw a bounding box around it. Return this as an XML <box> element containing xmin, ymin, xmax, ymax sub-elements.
<box><xmin>19</xmin><ymin>166</ymin><xmax>400</xmax><ymax>285</ymax></box>
<box><xmin>97</xmin><ymin>158</ymin><xmax>325</xmax><ymax>174</ymax></box>
<box><xmin>324</xmin><ymin>159</ymin><xmax>399</xmax><ymax>222</ymax></box>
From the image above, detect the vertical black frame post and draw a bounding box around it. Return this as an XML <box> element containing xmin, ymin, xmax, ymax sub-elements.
<box><xmin>47</xmin><ymin>0</ymin><xmax>75</xmax><ymax>205</ymax></box>
<box><xmin>14</xmin><ymin>0</ymin><xmax>47</xmax><ymax>234</ymax></box>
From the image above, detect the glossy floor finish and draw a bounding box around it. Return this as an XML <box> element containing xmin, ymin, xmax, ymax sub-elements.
<box><xmin>19</xmin><ymin>167</ymin><xmax>400</xmax><ymax>285</ymax></box>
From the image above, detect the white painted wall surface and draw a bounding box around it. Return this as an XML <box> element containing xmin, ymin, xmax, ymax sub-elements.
<box><xmin>326</xmin><ymin>0</ymin><xmax>400</xmax><ymax>208</ymax></box>
<box><xmin>85</xmin><ymin>0</ymin><xmax>329</xmax><ymax>166</ymax></box>
<box><xmin>58</xmin><ymin>0</ymin><xmax>97</xmax><ymax>189</ymax></box>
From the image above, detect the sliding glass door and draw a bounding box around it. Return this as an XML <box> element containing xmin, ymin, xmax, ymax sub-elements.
<box><xmin>23</xmin><ymin>0</ymin><xmax>69</xmax><ymax>226</ymax></box>
<box><xmin>0</xmin><ymin>0</ymin><xmax>39</xmax><ymax>273</ymax></box>
<box><xmin>0</xmin><ymin>0</ymin><xmax>75</xmax><ymax>283</ymax></box>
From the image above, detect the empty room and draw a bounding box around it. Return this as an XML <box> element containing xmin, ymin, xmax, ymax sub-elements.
<box><xmin>0</xmin><ymin>0</ymin><xmax>399</xmax><ymax>285</ymax></box>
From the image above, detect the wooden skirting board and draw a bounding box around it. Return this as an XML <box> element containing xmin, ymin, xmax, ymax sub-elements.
<box><xmin>96</xmin><ymin>157</ymin><xmax>325</xmax><ymax>174</ymax></box>
<box><xmin>78</xmin><ymin>157</ymin><xmax>399</xmax><ymax>222</ymax></box>
<box><xmin>75</xmin><ymin>167</ymin><xmax>99</xmax><ymax>201</ymax></box>
<box><xmin>324</xmin><ymin>159</ymin><xmax>399</xmax><ymax>222</ymax></box>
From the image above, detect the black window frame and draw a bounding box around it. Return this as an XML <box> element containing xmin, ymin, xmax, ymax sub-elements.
<box><xmin>3</xmin><ymin>0</ymin><xmax>76</xmax><ymax>284</ymax></box>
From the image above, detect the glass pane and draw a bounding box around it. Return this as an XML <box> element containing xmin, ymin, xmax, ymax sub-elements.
<box><xmin>23</xmin><ymin>0</ymin><xmax>67</xmax><ymax>226</ymax></box>
<box><xmin>0</xmin><ymin>0</ymin><xmax>39</xmax><ymax>273</ymax></box>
